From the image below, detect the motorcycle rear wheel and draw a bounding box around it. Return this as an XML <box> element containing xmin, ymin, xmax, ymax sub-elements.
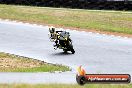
<box><xmin>71</xmin><ymin>48</ymin><xmax>75</xmax><ymax>54</ymax></box>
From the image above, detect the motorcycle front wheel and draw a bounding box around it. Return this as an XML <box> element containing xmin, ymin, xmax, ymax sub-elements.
<box><xmin>63</xmin><ymin>49</ymin><xmax>67</xmax><ymax>53</ymax></box>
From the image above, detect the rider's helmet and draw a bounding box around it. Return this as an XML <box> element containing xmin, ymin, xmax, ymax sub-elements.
<box><xmin>49</xmin><ymin>26</ymin><xmax>55</xmax><ymax>33</ymax></box>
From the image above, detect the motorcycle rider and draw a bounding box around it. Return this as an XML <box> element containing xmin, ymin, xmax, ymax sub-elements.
<box><xmin>49</xmin><ymin>26</ymin><xmax>75</xmax><ymax>54</ymax></box>
<box><xmin>49</xmin><ymin>26</ymin><xmax>62</xmax><ymax>48</ymax></box>
<box><xmin>49</xmin><ymin>26</ymin><xmax>72</xmax><ymax>48</ymax></box>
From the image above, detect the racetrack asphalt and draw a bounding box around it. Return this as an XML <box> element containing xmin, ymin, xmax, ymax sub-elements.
<box><xmin>0</xmin><ymin>20</ymin><xmax>132</xmax><ymax>84</ymax></box>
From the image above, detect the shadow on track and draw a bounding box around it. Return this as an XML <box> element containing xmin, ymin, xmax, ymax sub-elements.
<box><xmin>51</xmin><ymin>52</ymin><xmax>73</xmax><ymax>56</ymax></box>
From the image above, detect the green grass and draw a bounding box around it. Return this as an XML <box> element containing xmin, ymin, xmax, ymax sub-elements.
<box><xmin>0</xmin><ymin>52</ymin><xmax>70</xmax><ymax>72</ymax></box>
<box><xmin>0</xmin><ymin>4</ymin><xmax>132</xmax><ymax>34</ymax></box>
<box><xmin>0</xmin><ymin>64</ymin><xmax>70</xmax><ymax>72</ymax></box>
<box><xmin>0</xmin><ymin>84</ymin><xmax>131</xmax><ymax>88</ymax></box>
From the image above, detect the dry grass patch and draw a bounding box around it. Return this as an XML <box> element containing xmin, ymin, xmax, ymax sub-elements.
<box><xmin>0</xmin><ymin>84</ymin><xmax>132</xmax><ymax>88</ymax></box>
<box><xmin>0</xmin><ymin>58</ymin><xmax>42</xmax><ymax>68</ymax></box>
<box><xmin>0</xmin><ymin>52</ymin><xmax>70</xmax><ymax>72</ymax></box>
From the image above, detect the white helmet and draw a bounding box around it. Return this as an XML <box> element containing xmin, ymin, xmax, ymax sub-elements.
<box><xmin>49</xmin><ymin>26</ymin><xmax>55</xmax><ymax>33</ymax></box>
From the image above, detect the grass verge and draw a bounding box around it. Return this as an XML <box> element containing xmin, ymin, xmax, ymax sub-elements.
<box><xmin>0</xmin><ymin>4</ymin><xmax>132</xmax><ymax>35</ymax></box>
<box><xmin>0</xmin><ymin>84</ymin><xmax>131</xmax><ymax>88</ymax></box>
<box><xmin>0</xmin><ymin>52</ymin><xmax>70</xmax><ymax>72</ymax></box>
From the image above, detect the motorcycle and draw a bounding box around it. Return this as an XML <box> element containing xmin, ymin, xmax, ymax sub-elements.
<box><xmin>48</xmin><ymin>30</ymin><xmax>75</xmax><ymax>54</ymax></box>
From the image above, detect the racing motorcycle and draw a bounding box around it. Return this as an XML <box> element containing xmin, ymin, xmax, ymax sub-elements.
<box><xmin>48</xmin><ymin>27</ymin><xmax>75</xmax><ymax>54</ymax></box>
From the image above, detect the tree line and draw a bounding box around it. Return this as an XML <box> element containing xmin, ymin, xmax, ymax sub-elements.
<box><xmin>0</xmin><ymin>0</ymin><xmax>132</xmax><ymax>10</ymax></box>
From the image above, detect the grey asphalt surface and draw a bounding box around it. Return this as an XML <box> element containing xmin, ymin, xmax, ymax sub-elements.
<box><xmin>0</xmin><ymin>20</ymin><xmax>132</xmax><ymax>84</ymax></box>
<box><xmin>0</xmin><ymin>72</ymin><xmax>76</xmax><ymax>84</ymax></box>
